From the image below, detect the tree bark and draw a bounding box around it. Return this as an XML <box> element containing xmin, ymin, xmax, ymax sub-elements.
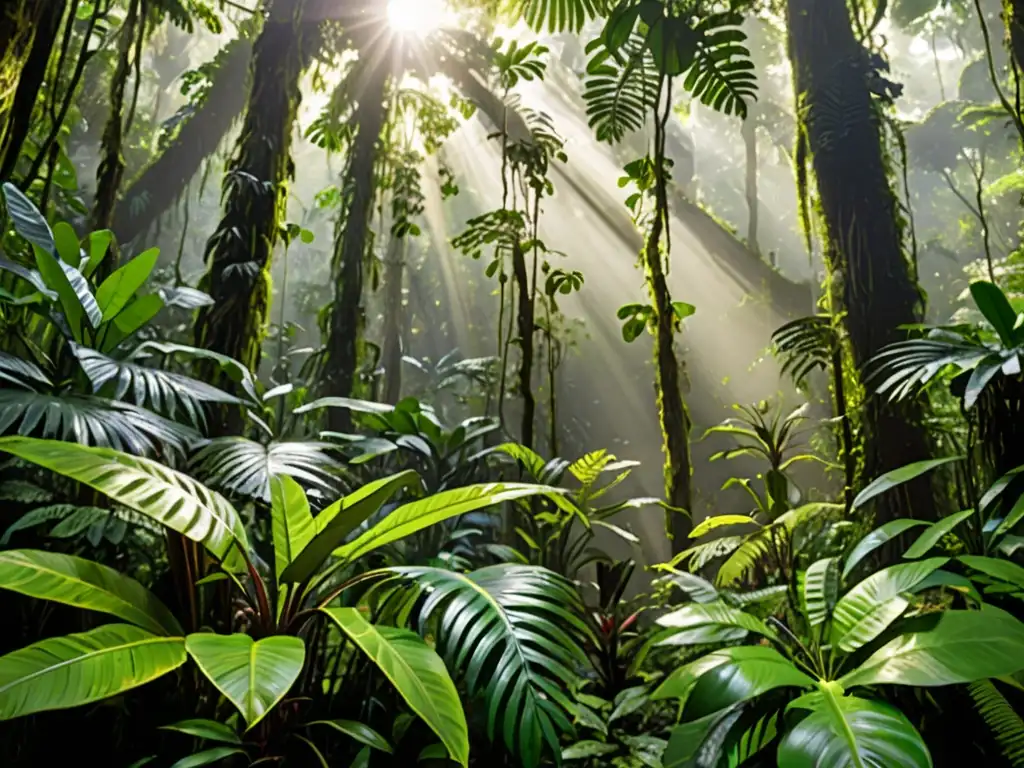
<box><xmin>380</xmin><ymin>234</ymin><xmax>406</xmax><ymax>405</ymax></box>
<box><xmin>0</xmin><ymin>1</ymin><xmax>65</xmax><ymax>181</ymax></box>
<box><xmin>787</xmin><ymin>0</ymin><xmax>934</xmax><ymax>522</ymax></box>
<box><xmin>742</xmin><ymin>113</ymin><xmax>759</xmax><ymax>256</ymax></box>
<box><xmin>319</xmin><ymin>55</ymin><xmax>390</xmax><ymax>433</ymax></box>
<box><xmin>0</xmin><ymin>1</ymin><xmax>49</xmax><ymax>174</ymax></box>
<box><xmin>511</xmin><ymin>241</ymin><xmax>536</xmax><ymax>449</ymax></box>
<box><xmin>193</xmin><ymin>0</ymin><xmax>307</xmax><ymax>432</ymax></box>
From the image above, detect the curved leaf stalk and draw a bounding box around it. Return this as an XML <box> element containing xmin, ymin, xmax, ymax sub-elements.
<box><xmin>193</xmin><ymin>0</ymin><xmax>306</xmax><ymax>429</ymax></box>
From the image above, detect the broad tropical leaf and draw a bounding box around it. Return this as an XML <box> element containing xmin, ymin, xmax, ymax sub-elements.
<box><xmin>332</xmin><ymin>482</ymin><xmax>563</xmax><ymax>565</ymax></box>
<box><xmin>280</xmin><ymin>470</ymin><xmax>421</xmax><ymax>585</ymax></box>
<box><xmin>505</xmin><ymin>0</ymin><xmax>608</xmax><ymax>32</ymax></box>
<box><xmin>0</xmin><ymin>438</ymin><xmax>249</xmax><ymax>571</ymax></box>
<box><xmin>803</xmin><ymin>557</ymin><xmax>839</xmax><ymax>627</ymax></box>
<box><xmin>73</xmin><ymin>346</ymin><xmax>239</xmax><ymax>427</ymax></box>
<box><xmin>652</xmin><ymin>646</ymin><xmax>787</xmax><ymax>703</ymax></box>
<box><xmin>830</xmin><ymin>557</ymin><xmax>948</xmax><ymax>652</ymax></box>
<box><xmin>0</xmin><ymin>624</ymin><xmax>186</xmax><ymax>719</ymax></box>
<box><xmin>307</xmin><ymin>719</ymin><xmax>393</xmax><ymax>752</ymax></box>
<box><xmin>583</xmin><ymin>35</ymin><xmax>659</xmax><ymax>143</ymax></box>
<box><xmin>0</xmin><ymin>549</ymin><xmax>181</xmax><ymax>636</ymax></box>
<box><xmin>903</xmin><ymin>509</ymin><xmax>975</xmax><ymax>558</ymax></box>
<box><xmin>656</xmin><ymin>600</ymin><xmax>777</xmax><ymax>641</ymax></box>
<box><xmin>270</xmin><ymin>476</ymin><xmax>316</xmax><ymax>583</ymax></box>
<box><xmin>161</xmin><ymin>718</ymin><xmax>242</xmax><ymax>744</ymax></box>
<box><xmin>190</xmin><ymin>437</ymin><xmax>340</xmax><ymax>504</ymax></box>
<box><xmin>0</xmin><ymin>391</ymin><xmax>195</xmax><ymax>456</ymax></box>
<box><xmin>185</xmin><ymin>634</ymin><xmax>305</xmax><ymax>729</ymax></box>
<box><xmin>689</xmin><ymin>514</ymin><xmax>759</xmax><ymax>538</ymax></box>
<box><xmin>681</xmin><ymin>647</ymin><xmax>813</xmax><ymax>720</ymax></box>
<box><xmin>322</xmin><ymin>607</ymin><xmax>468</xmax><ymax>767</ymax></box>
<box><xmin>840</xmin><ymin>607</ymin><xmax>1024</xmax><ymax>688</ymax></box>
<box><xmin>169</xmin><ymin>747</ymin><xmax>246</xmax><ymax>768</ymax></box>
<box><xmin>843</xmin><ymin>519</ymin><xmax>929</xmax><ymax>578</ymax></box>
<box><xmin>395</xmin><ymin>565</ymin><xmax>588</xmax><ymax>768</ymax></box>
<box><xmin>960</xmin><ymin>555</ymin><xmax>1024</xmax><ymax>591</ymax></box>
<box><xmin>852</xmin><ymin>457</ymin><xmax>961</xmax><ymax>510</ymax></box>
<box><xmin>95</xmin><ymin>248</ymin><xmax>159</xmax><ymax>321</ymax></box>
<box><xmin>777</xmin><ymin>693</ymin><xmax>931</xmax><ymax>768</ymax></box>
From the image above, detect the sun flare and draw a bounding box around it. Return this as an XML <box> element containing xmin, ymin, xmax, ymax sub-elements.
<box><xmin>387</xmin><ymin>0</ymin><xmax>452</xmax><ymax>35</ymax></box>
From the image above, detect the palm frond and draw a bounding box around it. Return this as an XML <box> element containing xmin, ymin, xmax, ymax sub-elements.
<box><xmin>189</xmin><ymin>437</ymin><xmax>341</xmax><ymax>503</ymax></box>
<box><xmin>392</xmin><ymin>564</ymin><xmax>590</xmax><ymax>768</ymax></box>
<box><xmin>73</xmin><ymin>346</ymin><xmax>240</xmax><ymax>429</ymax></box>
<box><xmin>684</xmin><ymin>13</ymin><xmax>757</xmax><ymax>118</ymax></box>
<box><xmin>969</xmin><ymin>679</ymin><xmax>1024</xmax><ymax>766</ymax></box>
<box><xmin>505</xmin><ymin>0</ymin><xmax>608</xmax><ymax>33</ymax></box>
<box><xmin>771</xmin><ymin>315</ymin><xmax>837</xmax><ymax>388</ymax></box>
<box><xmin>0</xmin><ymin>351</ymin><xmax>51</xmax><ymax>390</ymax></box>
<box><xmin>0</xmin><ymin>391</ymin><xmax>195</xmax><ymax>456</ymax></box>
<box><xmin>583</xmin><ymin>34</ymin><xmax>658</xmax><ymax>143</ymax></box>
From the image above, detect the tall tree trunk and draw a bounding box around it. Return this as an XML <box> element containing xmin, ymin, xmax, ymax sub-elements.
<box><xmin>381</xmin><ymin>234</ymin><xmax>406</xmax><ymax>405</ymax></box>
<box><xmin>193</xmin><ymin>0</ymin><xmax>306</xmax><ymax>432</ymax></box>
<box><xmin>114</xmin><ymin>37</ymin><xmax>253</xmax><ymax>243</ymax></box>
<box><xmin>742</xmin><ymin>114</ymin><xmax>759</xmax><ymax>256</ymax></box>
<box><xmin>91</xmin><ymin>0</ymin><xmax>139</xmax><ymax>242</ymax></box>
<box><xmin>511</xmin><ymin>241</ymin><xmax>536</xmax><ymax>449</ymax></box>
<box><xmin>787</xmin><ymin>0</ymin><xmax>933</xmax><ymax>522</ymax></box>
<box><xmin>1005</xmin><ymin>0</ymin><xmax>1024</xmax><ymax>74</ymax></box>
<box><xmin>0</xmin><ymin>1</ymin><xmax>48</xmax><ymax>172</ymax></box>
<box><xmin>319</xmin><ymin>56</ymin><xmax>390</xmax><ymax>433</ymax></box>
<box><xmin>0</xmin><ymin>1</ymin><xmax>65</xmax><ymax>180</ymax></box>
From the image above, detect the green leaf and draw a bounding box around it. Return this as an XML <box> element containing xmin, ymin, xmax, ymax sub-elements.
<box><xmin>332</xmin><ymin>483</ymin><xmax>563</xmax><ymax>565</ymax></box>
<box><xmin>853</xmin><ymin>457</ymin><xmax>960</xmax><ymax>510</ymax></box>
<box><xmin>0</xmin><ymin>549</ymin><xmax>181</xmax><ymax>636</ymax></box>
<box><xmin>563</xmin><ymin>740</ymin><xmax>619</xmax><ymax>760</ymax></box>
<box><xmin>270</xmin><ymin>476</ymin><xmax>315</xmax><ymax>584</ymax></box>
<box><xmin>96</xmin><ymin>247</ymin><xmax>159</xmax><ymax>321</ymax></box>
<box><xmin>682</xmin><ymin>646</ymin><xmax>814</xmax><ymax>720</ymax></box>
<box><xmin>2</xmin><ymin>182</ymin><xmax>54</xmax><ymax>253</ymax></box>
<box><xmin>903</xmin><ymin>509</ymin><xmax>974</xmax><ymax>558</ymax></box>
<box><xmin>0</xmin><ymin>624</ymin><xmax>186</xmax><ymax>720</ymax></box>
<box><xmin>656</xmin><ymin>600</ymin><xmax>776</xmax><ymax>640</ymax></box>
<box><xmin>689</xmin><ymin>514</ymin><xmax>758</xmax><ymax>538</ymax></box>
<box><xmin>0</xmin><ymin>438</ymin><xmax>249</xmax><ymax>572</ymax></box>
<box><xmin>322</xmin><ymin>607</ymin><xmax>468</xmax><ymax>767</ymax></box>
<box><xmin>831</xmin><ymin>558</ymin><xmax>948</xmax><ymax>652</ymax></box>
<box><xmin>803</xmin><ymin>557</ymin><xmax>839</xmax><ymax>627</ymax></box>
<box><xmin>169</xmin><ymin>747</ymin><xmax>246</xmax><ymax>768</ymax></box>
<box><xmin>971</xmin><ymin>281</ymin><xmax>1020</xmax><ymax>346</ymax></box>
<box><xmin>281</xmin><ymin>470</ymin><xmax>420</xmax><ymax>584</ymax></box>
<box><xmin>307</xmin><ymin>719</ymin><xmax>393</xmax><ymax>752</ymax></box>
<box><xmin>841</xmin><ymin>606</ymin><xmax>1024</xmax><ymax>688</ymax></box>
<box><xmin>82</xmin><ymin>229</ymin><xmax>113</xmax><ymax>278</ymax></box>
<box><xmin>52</xmin><ymin>221</ymin><xmax>82</xmax><ymax>265</ymax></box>
<box><xmin>843</xmin><ymin>519</ymin><xmax>929</xmax><ymax>578</ymax></box>
<box><xmin>33</xmin><ymin>242</ymin><xmax>97</xmax><ymax>340</ymax></box>
<box><xmin>959</xmin><ymin>555</ymin><xmax>1024</xmax><ymax>591</ymax></box>
<box><xmin>100</xmin><ymin>294</ymin><xmax>165</xmax><ymax>352</ymax></box>
<box><xmin>393</xmin><ymin>565</ymin><xmax>586</xmax><ymax>768</ymax></box>
<box><xmin>777</xmin><ymin>694</ymin><xmax>931</xmax><ymax>768</ymax></box>
<box><xmin>160</xmin><ymin>719</ymin><xmax>241</xmax><ymax>744</ymax></box>
<box><xmin>185</xmin><ymin>634</ymin><xmax>305</xmax><ymax>730</ymax></box>
<box><xmin>652</xmin><ymin>646</ymin><xmax>784</xmax><ymax>703</ymax></box>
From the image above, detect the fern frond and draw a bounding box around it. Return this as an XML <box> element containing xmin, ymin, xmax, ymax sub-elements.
<box><xmin>505</xmin><ymin>0</ymin><xmax>608</xmax><ymax>33</ymax></box>
<box><xmin>969</xmin><ymin>679</ymin><xmax>1024</xmax><ymax>766</ymax></box>
<box><xmin>583</xmin><ymin>35</ymin><xmax>658</xmax><ymax>143</ymax></box>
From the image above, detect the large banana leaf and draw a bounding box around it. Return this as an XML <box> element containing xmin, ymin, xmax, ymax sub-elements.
<box><xmin>0</xmin><ymin>624</ymin><xmax>186</xmax><ymax>719</ymax></box>
<box><xmin>322</xmin><ymin>607</ymin><xmax>468</xmax><ymax>767</ymax></box>
<box><xmin>843</xmin><ymin>519</ymin><xmax>929</xmax><ymax>578</ymax></box>
<box><xmin>841</xmin><ymin>607</ymin><xmax>1024</xmax><ymax>689</ymax></box>
<box><xmin>185</xmin><ymin>633</ymin><xmax>305</xmax><ymax>729</ymax></box>
<box><xmin>776</xmin><ymin>693</ymin><xmax>931</xmax><ymax>768</ymax></box>
<box><xmin>332</xmin><ymin>482</ymin><xmax>563</xmax><ymax>565</ymax></box>
<box><xmin>0</xmin><ymin>438</ymin><xmax>249</xmax><ymax>571</ymax></box>
<box><xmin>0</xmin><ymin>391</ymin><xmax>195</xmax><ymax>456</ymax></box>
<box><xmin>830</xmin><ymin>557</ymin><xmax>948</xmax><ymax>652</ymax></box>
<box><xmin>0</xmin><ymin>549</ymin><xmax>181</xmax><ymax>636</ymax></box>
<box><xmin>270</xmin><ymin>476</ymin><xmax>315</xmax><ymax>584</ymax></box>
<box><xmin>393</xmin><ymin>565</ymin><xmax>589</xmax><ymax>768</ymax></box>
<box><xmin>189</xmin><ymin>437</ymin><xmax>340</xmax><ymax>504</ymax></box>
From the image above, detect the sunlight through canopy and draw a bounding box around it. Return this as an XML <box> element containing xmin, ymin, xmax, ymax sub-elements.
<box><xmin>387</xmin><ymin>0</ymin><xmax>453</xmax><ymax>35</ymax></box>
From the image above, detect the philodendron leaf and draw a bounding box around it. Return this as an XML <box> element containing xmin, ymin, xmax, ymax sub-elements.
<box><xmin>777</xmin><ymin>694</ymin><xmax>931</xmax><ymax>768</ymax></box>
<box><xmin>322</xmin><ymin>607</ymin><xmax>469</xmax><ymax>767</ymax></box>
<box><xmin>0</xmin><ymin>438</ymin><xmax>249</xmax><ymax>572</ymax></box>
<box><xmin>0</xmin><ymin>624</ymin><xmax>186</xmax><ymax>719</ymax></box>
<box><xmin>0</xmin><ymin>549</ymin><xmax>181</xmax><ymax>636</ymax></box>
<box><xmin>185</xmin><ymin>634</ymin><xmax>305</xmax><ymax>730</ymax></box>
<box><xmin>840</xmin><ymin>606</ymin><xmax>1024</xmax><ymax>689</ymax></box>
<box><xmin>830</xmin><ymin>557</ymin><xmax>948</xmax><ymax>652</ymax></box>
<box><xmin>270</xmin><ymin>475</ymin><xmax>315</xmax><ymax>583</ymax></box>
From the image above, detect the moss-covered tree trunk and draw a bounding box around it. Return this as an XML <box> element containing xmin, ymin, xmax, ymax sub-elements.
<box><xmin>787</xmin><ymin>0</ymin><xmax>934</xmax><ymax>522</ymax></box>
<box><xmin>193</xmin><ymin>0</ymin><xmax>306</xmax><ymax>431</ymax></box>
<box><xmin>320</xmin><ymin>57</ymin><xmax>390</xmax><ymax>433</ymax></box>
<box><xmin>0</xmin><ymin>1</ymin><xmax>64</xmax><ymax>181</ymax></box>
<box><xmin>380</xmin><ymin>233</ymin><xmax>406</xmax><ymax>405</ymax></box>
<box><xmin>91</xmin><ymin>0</ymin><xmax>139</xmax><ymax>249</ymax></box>
<box><xmin>511</xmin><ymin>241</ymin><xmax>536</xmax><ymax>449</ymax></box>
<box><xmin>0</xmin><ymin>1</ymin><xmax>49</xmax><ymax>176</ymax></box>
